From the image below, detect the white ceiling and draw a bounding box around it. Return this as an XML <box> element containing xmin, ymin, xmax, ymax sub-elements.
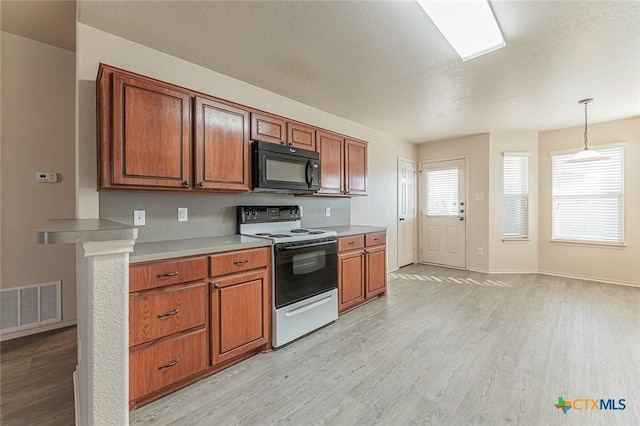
<box><xmin>5</xmin><ymin>1</ymin><xmax>640</xmax><ymax>144</ymax></box>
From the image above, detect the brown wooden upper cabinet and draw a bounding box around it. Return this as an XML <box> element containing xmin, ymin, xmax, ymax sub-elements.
<box><xmin>97</xmin><ymin>64</ymin><xmax>251</xmax><ymax>192</ymax></box>
<box><xmin>194</xmin><ymin>96</ymin><xmax>250</xmax><ymax>191</ymax></box>
<box><xmin>250</xmin><ymin>112</ymin><xmax>316</xmax><ymax>150</ymax></box>
<box><xmin>316</xmin><ymin>131</ymin><xmax>367</xmax><ymax>196</ymax></box>
<box><xmin>98</xmin><ymin>67</ymin><xmax>192</xmax><ymax>189</ymax></box>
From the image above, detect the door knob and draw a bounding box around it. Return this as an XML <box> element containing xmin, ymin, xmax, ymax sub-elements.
<box><xmin>459</xmin><ymin>217</ymin><xmax>464</xmax><ymax>221</ymax></box>
<box><xmin>399</xmin><ymin>218</ymin><xmax>405</xmax><ymax>221</ymax></box>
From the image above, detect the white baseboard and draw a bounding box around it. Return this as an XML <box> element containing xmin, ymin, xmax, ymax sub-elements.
<box><xmin>73</xmin><ymin>367</ymin><xmax>82</xmax><ymax>426</ymax></box>
<box><xmin>484</xmin><ymin>269</ymin><xmax>539</xmax><ymax>274</ymax></box>
<box><xmin>538</xmin><ymin>270</ymin><xmax>640</xmax><ymax>288</ymax></box>
<box><xmin>0</xmin><ymin>319</ymin><xmax>77</xmax><ymax>341</ymax></box>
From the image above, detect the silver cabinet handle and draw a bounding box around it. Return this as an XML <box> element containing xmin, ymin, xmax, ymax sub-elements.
<box><xmin>198</xmin><ymin>182</ymin><xmax>205</xmax><ymax>188</ymax></box>
<box><xmin>157</xmin><ymin>271</ymin><xmax>179</xmax><ymax>278</ymax></box>
<box><xmin>158</xmin><ymin>358</ymin><xmax>180</xmax><ymax>370</ymax></box>
<box><xmin>212</xmin><ymin>282</ymin><xmax>220</xmax><ymax>290</ymax></box>
<box><xmin>182</xmin><ymin>180</ymin><xmax>189</xmax><ymax>187</ymax></box>
<box><xmin>157</xmin><ymin>308</ymin><xmax>179</xmax><ymax>318</ymax></box>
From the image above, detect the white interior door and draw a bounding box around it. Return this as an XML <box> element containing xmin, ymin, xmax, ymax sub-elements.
<box><xmin>398</xmin><ymin>157</ymin><xmax>416</xmax><ymax>267</ymax></box>
<box><xmin>420</xmin><ymin>159</ymin><xmax>466</xmax><ymax>268</ymax></box>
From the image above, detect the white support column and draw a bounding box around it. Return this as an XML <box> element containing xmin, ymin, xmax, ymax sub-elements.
<box><xmin>78</xmin><ymin>240</ymin><xmax>135</xmax><ymax>426</ymax></box>
<box><xmin>37</xmin><ymin>219</ymin><xmax>138</xmax><ymax>426</ymax></box>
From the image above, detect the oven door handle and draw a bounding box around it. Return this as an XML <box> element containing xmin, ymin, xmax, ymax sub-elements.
<box><xmin>278</xmin><ymin>240</ymin><xmax>336</xmax><ymax>250</ymax></box>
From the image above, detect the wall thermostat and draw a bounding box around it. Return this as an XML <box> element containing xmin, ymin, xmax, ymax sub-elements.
<box><xmin>37</xmin><ymin>172</ymin><xmax>58</xmax><ymax>183</ymax></box>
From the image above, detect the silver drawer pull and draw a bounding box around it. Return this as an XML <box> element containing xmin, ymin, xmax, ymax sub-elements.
<box><xmin>158</xmin><ymin>358</ymin><xmax>180</xmax><ymax>370</ymax></box>
<box><xmin>157</xmin><ymin>271</ymin><xmax>179</xmax><ymax>278</ymax></box>
<box><xmin>233</xmin><ymin>259</ymin><xmax>249</xmax><ymax>266</ymax></box>
<box><xmin>157</xmin><ymin>308</ymin><xmax>179</xmax><ymax>318</ymax></box>
<box><xmin>348</xmin><ymin>241</ymin><xmax>355</xmax><ymax>245</ymax></box>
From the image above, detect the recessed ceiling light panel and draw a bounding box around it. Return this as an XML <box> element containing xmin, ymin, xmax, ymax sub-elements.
<box><xmin>417</xmin><ymin>0</ymin><xmax>506</xmax><ymax>61</ymax></box>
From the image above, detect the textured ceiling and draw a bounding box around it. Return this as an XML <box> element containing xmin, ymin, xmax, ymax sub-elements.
<box><xmin>1</xmin><ymin>0</ymin><xmax>76</xmax><ymax>51</ymax></box>
<box><xmin>8</xmin><ymin>1</ymin><xmax>640</xmax><ymax>144</ymax></box>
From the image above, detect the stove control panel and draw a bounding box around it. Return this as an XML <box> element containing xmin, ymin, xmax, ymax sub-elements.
<box><xmin>237</xmin><ymin>205</ymin><xmax>301</xmax><ymax>224</ymax></box>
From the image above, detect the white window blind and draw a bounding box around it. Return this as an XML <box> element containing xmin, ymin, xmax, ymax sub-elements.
<box><xmin>503</xmin><ymin>153</ymin><xmax>529</xmax><ymax>238</ymax></box>
<box><xmin>425</xmin><ymin>167</ymin><xmax>459</xmax><ymax>216</ymax></box>
<box><xmin>551</xmin><ymin>146</ymin><xmax>624</xmax><ymax>243</ymax></box>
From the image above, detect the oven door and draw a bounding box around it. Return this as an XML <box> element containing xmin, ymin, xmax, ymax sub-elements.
<box><xmin>273</xmin><ymin>237</ymin><xmax>337</xmax><ymax>309</ymax></box>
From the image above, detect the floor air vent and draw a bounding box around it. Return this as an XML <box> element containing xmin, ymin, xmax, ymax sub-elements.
<box><xmin>1</xmin><ymin>281</ymin><xmax>61</xmax><ymax>333</ymax></box>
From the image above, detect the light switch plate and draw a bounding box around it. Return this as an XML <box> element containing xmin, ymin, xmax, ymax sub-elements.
<box><xmin>133</xmin><ymin>210</ymin><xmax>145</xmax><ymax>226</ymax></box>
<box><xmin>178</xmin><ymin>208</ymin><xmax>188</xmax><ymax>222</ymax></box>
<box><xmin>325</xmin><ymin>207</ymin><xmax>331</xmax><ymax>217</ymax></box>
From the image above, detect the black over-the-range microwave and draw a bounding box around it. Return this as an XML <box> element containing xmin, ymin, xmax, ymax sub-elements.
<box><xmin>252</xmin><ymin>141</ymin><xmax>321</xmax><ymax>194</ymax></box>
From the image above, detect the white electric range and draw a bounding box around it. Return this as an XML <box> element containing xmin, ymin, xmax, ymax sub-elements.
<box><xmin>237</xmin><ymin>205</ymin><xmax>338</xmax><ymax>347</ymax></box>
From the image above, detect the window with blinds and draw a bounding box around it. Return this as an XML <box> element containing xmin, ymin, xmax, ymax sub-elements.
<box><xmin>503</xmin><ymin>153</ymin><xmax>529</xmax><ymax>238</ymax></box>
<box><xmin>551</xmin><ymin>145</ymin><xmax>624</xmax><ymax>243</ymax></box>
<box><xmin>425</xmin><ymin>167</ymin><xmax>459</xmax><ymax>216</ymax></box>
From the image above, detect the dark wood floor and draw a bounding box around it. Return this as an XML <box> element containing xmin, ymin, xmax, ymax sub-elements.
<box><xmin>2</xmin><ymin>265</ymin><xmax>639</xmax><ymax>425</ymax></box>
<box><xmin>0</xmin><ymin>325</ymin><xmax>76</xmax><ymax>425</ymax></box>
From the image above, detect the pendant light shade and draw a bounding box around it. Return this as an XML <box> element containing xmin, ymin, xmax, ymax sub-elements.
<box><xmin>565</xmin><ymin>98</ymin><xmax>610</xmax><ymax>163</ymax></box>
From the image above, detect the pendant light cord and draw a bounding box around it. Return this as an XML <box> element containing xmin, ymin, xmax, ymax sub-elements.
<box><xmin>584</xmin><ymin>101</ymin><xmax>589</xmax><ymax>150</ymax></box>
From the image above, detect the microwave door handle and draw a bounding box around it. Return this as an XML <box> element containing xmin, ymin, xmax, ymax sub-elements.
<box><xmin>305</xmin><ymin>160</ymin><xmax>313</xmax><ymax>188</ymax></box>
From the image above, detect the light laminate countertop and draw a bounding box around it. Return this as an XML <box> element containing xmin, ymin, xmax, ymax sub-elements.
<box><xmin>130</xmin><ymin>235</ymin><xmax>272</xmax><ymax>263</ymax></box>
<box><xmin>323</xmin><ymin>225</ymin><xmax>387</xmax><ymax>237</ymax></box>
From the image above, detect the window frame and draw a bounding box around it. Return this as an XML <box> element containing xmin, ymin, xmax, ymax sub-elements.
<box><xmin>550</xmin><ymin>143</ymin><xmax>625</xmax><ymax>245</ymax></box>
<box><xmin>502</xmin><ymin>152</ymin><xmax>531</xmax><ymax>241</ymax></box>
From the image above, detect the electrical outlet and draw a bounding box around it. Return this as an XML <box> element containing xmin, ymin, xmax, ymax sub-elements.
<box><xmin>178</xmin><ymin>207</ymin><xmax>188</xmax><ymax>222</ymax></box>
<box><xmin>299</xmin><ymin>206</ymin><xmax>303</xmax><ymax>217</ymax></box>
<box><xmin>477</xmin><ymin>247</ymin><xmax>484</xmax><ymax>256</ymax></box>
<box><xmin>133</xmin><ymin>210</ymin><xmax>145</xmax><ymax>226</ymax></box>
<box><xmin>325</xmin><ymin>207</ymin><xmax>331</xmax><ymax>217</ymax></box>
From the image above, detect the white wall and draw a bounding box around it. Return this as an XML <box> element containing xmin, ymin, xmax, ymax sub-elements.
<box><xmin>488</xmin><ymin>132</ymin><xmax>539</xmax><ymax>273</ymax></box>
<box><xmin>1</xmin><ymin>32</ymin><xmax>77</xmax><ymax>335</ymax></box>
<box><xmin>76</xmin><ymin>23</ymin><xmax>416</xmax><ymax>272</ymax></box>
<box><xmin>418</xmin><ymin>134</ymin><xmax>490</xmax><ymax>272</ymax></box>
<box><xmin>538</xmin><ymin>116</ymin><xmax>640</xmax><ymax>285</ymax></box>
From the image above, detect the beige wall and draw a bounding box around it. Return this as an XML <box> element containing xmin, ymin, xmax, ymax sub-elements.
<box><xmin>1</xmin><ymin>32</ymin><xmax>76</xmax><ymax>328</ymax></box>
<box><xmin>538</xmin><ymin>116</ymin><xmax>640</xmax><ymax>285</ymax></box>
<box><xmin>418</xmin><ymin>134</ymin><xmax>490</xmax><ymax>272</ymax></box>
<box><xmin>76</xmin><ymin>24</ymin><xmax>416</xmax><ymax>272</ymax></box>
<box><xmin>488</xmin><ymin>132</ymin><xmax>539</xmax><ymax>273</ymax></box>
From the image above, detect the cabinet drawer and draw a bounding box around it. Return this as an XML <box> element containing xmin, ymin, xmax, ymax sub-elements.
<box><xmin>129</xmin><ymin>329</ymin><xmax>207</xmax><ymax>401</ymax></box>
<box><xmin>130</xmin><ymin>257</ymin><xmax>207</xmax><ymax>292</ymax></box>
<box><xmin>338</xmin><ymin>235</ymin><xmax>365</xmax><ymax>252</ymax></box>
<box><xmin>210</xmin><ymin>247</ymin><xmax>269</xmax><ymax>276</ymax></box>
<box><xmin>365</xmin><ymin>232</ymin><xmax>386</xmax><ymax>247</ymax></box>
<box><xmin>130</xmin><ymin>283</ymin><xmax>207</xmax><ymax>347</ymax></box>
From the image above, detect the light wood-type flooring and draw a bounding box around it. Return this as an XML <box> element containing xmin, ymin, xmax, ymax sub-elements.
<box><xmin>2</xmin><ymin>264</ymin><xmax>640</xmax><ymax>425</ymax></box>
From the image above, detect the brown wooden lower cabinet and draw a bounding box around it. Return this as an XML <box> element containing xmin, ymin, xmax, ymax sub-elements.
<box><xmin>338</xmin><ymin>231</ymin><xmax>387</xmax><ymax>314</ymax></box>
<box><xmin>129</xmin><ymin>247</ymin><xmax>271</xmax><ymax>409</ymax></box>
<box><xmin>210</xmin><ymin>269</ymin><xmax>270</xmax><ymax>364</ymax></box>
<box><xmin>129</xmin><ymin>328</ymin><xmax>207</xmax><ymax>401</ymax></box>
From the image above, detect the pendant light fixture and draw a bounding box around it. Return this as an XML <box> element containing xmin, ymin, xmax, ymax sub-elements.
<box><xmin>565</xmin><ymin>98</ymin><xmax>610</xmax><ymax>163</ymax></box>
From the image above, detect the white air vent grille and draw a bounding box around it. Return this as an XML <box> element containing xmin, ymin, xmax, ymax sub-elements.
<box><xmin>1</xmin><ymin>281</ymin><xmax>61</xmax><ymax>333</ymax></box>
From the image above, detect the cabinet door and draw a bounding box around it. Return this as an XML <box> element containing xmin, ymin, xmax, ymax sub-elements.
<box><xmin>250</xmin><ymin>112</ymin><xmax>286</xmax><ymax>145</ymax></box>
<box><xmin>365</xmin><ymin>244</ymin><xmax>387</xmax><ymax>299</ymax></box>
<box><xmin>210</xmin><ymin>270</ymin><xmax>269</xmax><ymax>364</ymax></box>
<box><xmin>316</xmin><ymin>130</ymin><xmax>344</xmax><ymax>195</ymax></box>
<box><xmin>338</xmin><ymin>250</ymin><xmax>365</xmax><ymax>313</ymax></box>
<box><xmin>111</xmin><ymin>73</ymin><xmax>191</xmax><ymax>188</ymax></box>
<box><xmin>345</xmin><ymin>138</ymin><xmax>368</xmax><ymax>196</ymax></box>
<box><xmin>194</xmin><ymin>97</ymin><xmax>250</xmax><ymax>191</ymax></box>
<box><xmin>287</xmin><ymin>122</ymin><xmax>316</xmax><ymax>150</ymax></box>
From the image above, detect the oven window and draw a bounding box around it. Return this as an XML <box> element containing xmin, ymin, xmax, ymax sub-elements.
<box><xmin>292</xmin><ymin>250</ymin><xmax>326</xmax><ymax>275</ymax></box>
<box><xmin>266</xmin><ymin>159</ymin><xmax>306</xmax><ymax>183</ymax></box>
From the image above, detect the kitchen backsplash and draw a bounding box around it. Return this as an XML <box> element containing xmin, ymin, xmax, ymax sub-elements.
<box><xmin>99</xmin><ymin>192</ymin><xmax>350</xmax><ymax>243</ymax></box>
